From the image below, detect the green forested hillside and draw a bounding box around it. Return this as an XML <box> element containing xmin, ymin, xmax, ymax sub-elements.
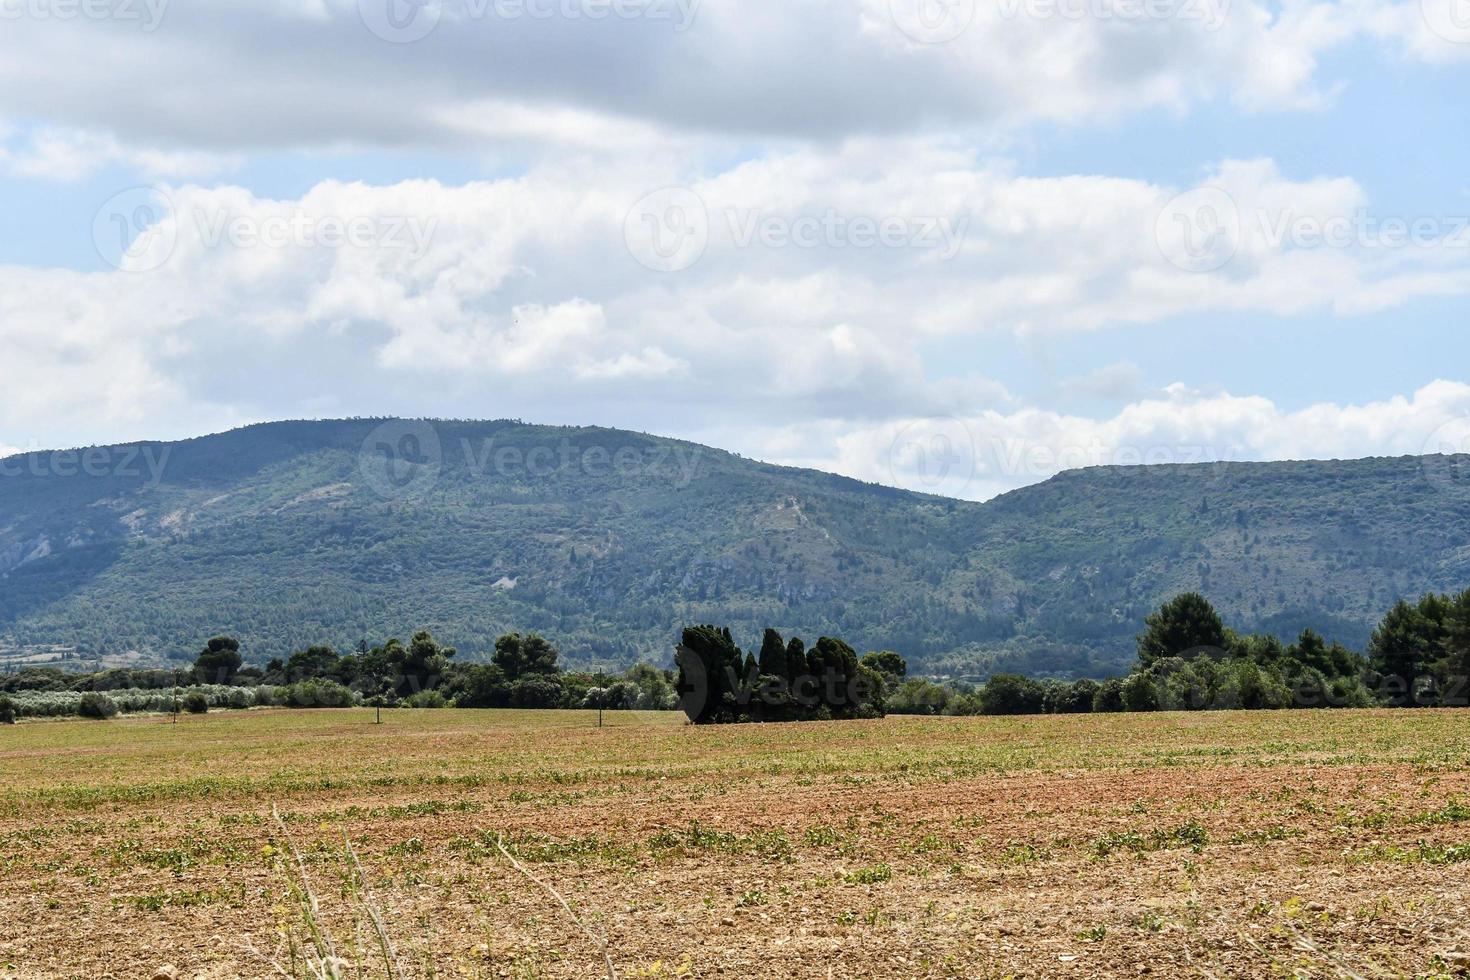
<box><xmin>2</xmin><ymin>419</ymin><xmax>1467</xmax><ymax>677</ymax></box>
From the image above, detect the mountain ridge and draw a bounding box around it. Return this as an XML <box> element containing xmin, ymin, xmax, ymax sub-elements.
<box><xmin>2</xmin><ymin>418</ymin><xmax>1468</xmax><ymax>677</ymax></box>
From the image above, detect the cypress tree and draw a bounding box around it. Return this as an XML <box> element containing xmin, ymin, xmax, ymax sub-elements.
<box><xmin>758</xmin><ymin>629</ymin><xmax>786</xmax><ymax>678</ymax></box>
<box><xmin>784</xmin><ymin>637</ymin><xmax>806</xmax><ymax>685</ymax></box>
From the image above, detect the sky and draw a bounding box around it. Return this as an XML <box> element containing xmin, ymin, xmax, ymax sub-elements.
<box><xmin>2</xmin><ymin>0</ymin><xmax>1470</xmax><ymax>500</ymax></box>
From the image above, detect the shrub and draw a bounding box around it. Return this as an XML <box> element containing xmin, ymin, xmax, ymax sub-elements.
<box><xmin>77</xmin><ymin>692</ymin><xmax>119</xmax><ymax>720</ymax></box>
<box><xmin>1120</xmin><ymin>673</ymin><xmax>1160</xmax><ymax>712</ymax></box>
<box><xmin>1092</xmin><ymin>678</ymin><xmax>1125</xmax><ymax>712</ymax></box>
<box><xmin>508</xmin><ymin>676</ymin><xmax>565</xmax><ymax>709</ymax></box>
<box><xmin>888</xmin><ymin>679</ymin><xmax>953</xmax><ymax>715</ymax></box>
<box><xmin>1054</xmin><ymin>678</ymin><xmax>1100</xmax><ymax>714</ymax></box>
<box><xmin>582</xmin><ymin>682</ymin><xmax>639</xmax><ymax>711</ymax></box>
<box><xmin>0</xmin><ymin>695</ymin><xmax>15</xmax><ymax>725</ymax></box>
<box><xmin>944</xmin><ymin>691</ymin><xmax>984</xmax><ymax>716</ymax></box>
<box><xmin>403</xmin><ymin>690</ymin><xmax>449</xmax><ymax>709</ymax></box>
<box><xmin>1157</xmin><ymin>659</ymin><xmax>1216</xmax><ymax>710</ymax></box>
<box><xmin>183</xmin><ymin>692</ymin><xmax>209</xmax><ymax>714</ymax></box>
<box><xmin>284</xmin><ymin>679</ymin><xmax>356</xmax><ymax>709</ymax></box>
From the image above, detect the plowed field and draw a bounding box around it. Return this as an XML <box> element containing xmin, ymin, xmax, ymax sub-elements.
<box><xmin>3</xmin><ymin>709</ymin><xmax>1469</xmax><ymax>978</ymax></box>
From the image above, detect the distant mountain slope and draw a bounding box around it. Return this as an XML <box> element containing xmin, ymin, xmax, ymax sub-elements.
<box><xmin>2</xmin><ymin>419</ymin><xmax>1468</xmax><ymax>677</ymax></box>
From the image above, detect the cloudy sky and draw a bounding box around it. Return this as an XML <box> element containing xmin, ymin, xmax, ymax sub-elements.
<box><xmin>2</xmin><ymin>0</ymin><xmax>1470</xmax><ymax>499</ymax></box>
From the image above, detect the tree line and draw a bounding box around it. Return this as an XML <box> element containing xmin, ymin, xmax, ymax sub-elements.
<box><xmin>885</xmin><ymin>590</ymin><xmax>1470</xmax><ymax>716</ymax></box>
<box><xmin>2</xmin><ymin>588</ymin><xmax>1467</xmax><ymax>724</ymax></box>
<box><xmin>0</xmin><ymin>630</ymin><xmax>678</xmax><ymax>721</ymax></box>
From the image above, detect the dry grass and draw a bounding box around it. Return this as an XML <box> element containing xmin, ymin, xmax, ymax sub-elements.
<box><xmin>2</xmin><ymin>708</ymin><xmax>1470</xmax><ymax>977</ymax></box>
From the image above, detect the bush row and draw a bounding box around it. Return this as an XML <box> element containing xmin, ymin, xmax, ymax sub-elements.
<box><xmin>3</xmin><ymin>681</ymin><xmax>362</xmax><ymax>719</ymax></box>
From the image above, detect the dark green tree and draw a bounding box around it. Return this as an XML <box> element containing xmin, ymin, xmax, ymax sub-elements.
<box><xmin>193</xmin><ymin>636</ymin><xmax>243</xmax><ymax>685</ymax></box>
<box><xmin>1054</xmin><ymin>678</ymin><xmax>1099</xmax><ymax>714</ymax></box>
<box><xmin>783</xmin><ymin>637</ymin><xmax>807</xmax><ymax>686</ymax></box>
<box><xmin>285</xmin><ymin>645</ymin><xmax>341</xmax><ymax>681</ymax></box>
<box><xmin>1448</xmin><ymin>589</ymin><xmax>1470</xmax><ymax>680</ymax></box>
<box><xmin>1120</xmin><ymin>672</ymin><xmax>1159</xmax><ymax>712</ymax></box>
<box><xmin>1092</xmin><ymin>677</ymin><xmax>1125</xmax><ymax>712</ymax></box>
<box><xmin>811</xmin><ymin>637</ymin><xmax>861</xmax><ymax>718</ymax></box>
<box><xmin>676</xmin><ymin>625</ymin><xmax>747</xmax><ymax>724</ymax></box>
<box><xmin>385</xmin><ymin>630</ymin><xmax>456</xmax><ymax>695</ymax></box>
<box><xmin>1136</xmin><ymin>594</ymin><xmax>1226</xmax><ymax>669</ymax></box>
<box><xmin>1369</xmin><ymin>600</ymin><xmax>1435</xmax><ymax>704</ymax></box>
<box><xmin>448</xmin><ymin>664</ymin><xmax>509</xmax><ymax>708</ymax></box>
<box><xmin>493</xmin><ymin>633</ymin><xmax>559</xmax><ymax>680</ymax></box>
<box><xmin>980</xmin><ymin>673</ymin><xmax>1045</xmax><ymax>715</ymax></box>
<box><xmin>757</xmin><ymin>629</ymin><xmax>787</xmax><ymax>678</ymax></box>
<box><xmin>508</xmin><ymin>675</ymin><xmax>564</xmax><ymax>708</ymax></box>
<box><xmin>860</xmin><ymin>651</ymin><xmax>908</xmax><ymax>688</ymax></box>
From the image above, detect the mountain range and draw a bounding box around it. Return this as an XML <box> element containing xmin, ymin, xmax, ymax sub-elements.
<box><xmin>2</xmin><ymin>418</ymin><xmax>1468</xmax><ymax>678</ymax></box>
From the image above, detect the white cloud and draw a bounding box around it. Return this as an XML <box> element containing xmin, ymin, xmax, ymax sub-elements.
<box><xmin>2</xmin><ymin>146</ymin><xmax>1467</xmax><ymax>481</ymax></box>
<box><xmin>0</xmin><ymin>0</ymin><xmax>1450</xmax><ymax>161</ymax></box>
<box><xmin>810</xmin><ymin>380</ymin><xmax>1470</xmax><ymax>499</ymax></box>
<box><xmin>0</xmin><ymin>127</ymin><xmax>238</xmax><ymax>182</ymax></box>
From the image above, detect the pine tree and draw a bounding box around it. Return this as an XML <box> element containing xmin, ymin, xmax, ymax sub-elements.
<box><xmin>1369</xmin><ymin>600</ymin><xmax>1433</xmax><ymax>704</ymax></box>
<box><xmin>1136</xmin><ymin>593</ymin><xmax>1226</xmax><ymax>669</ymax></box>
